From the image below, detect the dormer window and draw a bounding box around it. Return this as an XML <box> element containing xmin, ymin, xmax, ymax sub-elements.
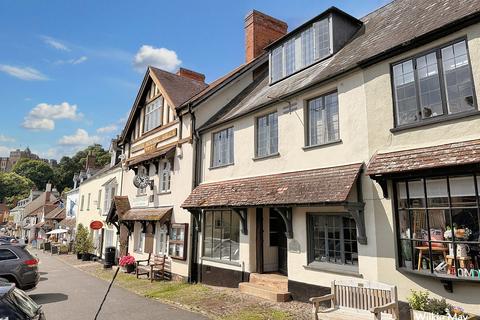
<box><xmin>144</xmin><ymin>97</ymin><xmax>163</xmax><ymax>133</ymax></box>
<box><xmin>270</xmin><ymin>16</ymin><xmax>332</xmax><ymax>83</ymax></box>
<box><xmin>269</xmin><ymin>8</ymin><xmax>362</xmax><ymax>84</ymax></box>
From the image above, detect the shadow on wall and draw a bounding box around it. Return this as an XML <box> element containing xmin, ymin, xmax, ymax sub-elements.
<box><xmin>29</xmin><ymin>293</ymin><xmax>68</xmax><ymax>305</ymax></box>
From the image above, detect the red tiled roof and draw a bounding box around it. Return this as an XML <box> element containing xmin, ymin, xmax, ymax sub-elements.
<box><xmin>182</xmin><ymin>163</ymin><xmax>362</xmax><ymax>208</ymax></box>
<box><xmin>366</xmin><ymin>139</ymin><xmax>480</xmax><ymax>176</ymax></box>
<box><xmin>44</xmin><ymin>207</ymin><xmax>66</xmax><ymax>221</ymax></box>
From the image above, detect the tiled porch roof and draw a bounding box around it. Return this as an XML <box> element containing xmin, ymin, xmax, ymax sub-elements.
<box><xmin>121</xmin><ymin>207</ymin><xmax>172</xmax><ymax>223</ymax></box>
<box><xmin>182</xmin><ymin>163</ymin><xmax>362</xmax><ymax>209</ymax></box>
<box><xmin>366</xmin><ymin>139</ymin><xmax>480</xmax><ymax>176</ymax></box>
<box><xmin>126</xmin><ymin>146</ymin><xmax>175</xmax><ymax>167</ymax></box>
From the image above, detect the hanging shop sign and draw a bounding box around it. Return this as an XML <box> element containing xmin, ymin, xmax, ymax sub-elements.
<box><xmin>90</xmin><ymin>221</ymin><xmax>103</xmax><ymax>230</ymax></box>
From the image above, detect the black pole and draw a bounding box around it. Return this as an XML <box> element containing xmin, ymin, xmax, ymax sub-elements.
<box><xmin>94</xmin><ymin>266</ymin><xmax>120</xmax><ymax>320</ymax></box>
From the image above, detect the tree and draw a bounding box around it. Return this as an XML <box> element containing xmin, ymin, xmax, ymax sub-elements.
<box><xmin>12</xmin><ymin>159</ymin><xmax>54</xmax><ymax>191</ymax></box>
<box><xmin>0</xmin><ymin>172</ymin><xmax>35</xmax><ymax>208</ymax></box>
<box><xmin>53</xmin><ymin>144</ymin><xmax>111</xmax><ymax>192</ymax></box>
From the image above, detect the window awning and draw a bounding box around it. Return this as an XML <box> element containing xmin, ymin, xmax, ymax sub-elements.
<box><xmin>366</xmin><ymin>139</ymin><xmax>480</xmax><ymax>177</ymax></box>
<box><xmin>126</xmin><ymin>146</ymin><xmax>175</xmax><ymax>167</ymax></box>
<box><xmin>182</xmin><ymin>163</ymin><xmax>362</xmax><ymax>209</ymax></box>
<box><xmin>120</xmin><ymin>207</ymin><xmax>172</xmax><ymax>224</ymax></box>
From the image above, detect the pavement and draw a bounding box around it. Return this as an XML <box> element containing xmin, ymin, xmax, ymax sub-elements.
<box><xmin>28</xmin><ymin>250</ymin><xmax>208</xmax><ymax>320</ymax></box>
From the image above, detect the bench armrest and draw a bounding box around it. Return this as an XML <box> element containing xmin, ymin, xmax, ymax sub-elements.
<box><xmin>136</xmin><ymin>259</ymin><xmax>150</xmax><ymax>266</ymax></box>
<box><xmin>370</xmin><ymin>301</ymin><xmax>398</xmax><ymax>315</ymax></box>
<box><xmin>309</xmin><ymin>294</ymin><xmax>334</xmax><ymax>304</ymax></box>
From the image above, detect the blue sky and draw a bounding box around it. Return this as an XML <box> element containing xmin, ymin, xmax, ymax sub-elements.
<box><xmin>0</xmin><ymin>0</ymin><xmax>389</xmax><ymax>160</ymax></box>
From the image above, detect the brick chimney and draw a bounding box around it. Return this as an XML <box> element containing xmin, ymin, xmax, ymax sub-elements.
<box><xmin>85</xmin><ymin>152</ymin><xmax>96</xmax><ymax>170</ymax></box>
<box><xmin>245</xmin><ymin>10</ymin><xmax>288</xmax><ymax>63</ymax></box>
<box><xmin>176</xmin><ymin>68</ymin><xmax>206</xmax><ymax>83</ymax></box>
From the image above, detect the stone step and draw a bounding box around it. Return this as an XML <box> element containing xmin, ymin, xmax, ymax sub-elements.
<box><xmin>249</xmin><ymin>273</ymin><xmax>288</xmax><ymax>292</ymax></box>
<box><xmin>239</xmin><ymin>282</ymin><xmax>291</xmax><ymax>302</ymax></box>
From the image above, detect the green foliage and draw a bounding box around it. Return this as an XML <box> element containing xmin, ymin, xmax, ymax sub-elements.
<box><xmin>12</xmin><ymin>159</ymin><xmax>54</xmax><ymax>191</ymax></box>
<box><xmin>407</xmin><ymin>290</ymin><xmax>451</xmax><ymax>315</ymax></box>
<box><xmin>75</xmin><ymin>224</ymin><xmax>89</xmax><ymax>254</ymax></box>
<box><xmin>0</xmin><ymin>172</ymin><xmax>35</xmax><ymax>207</ymax></box>
<box><xmin>53</xmin><ymin>144</ymin><xmax>111</xmax><ymax>192</ymax></box>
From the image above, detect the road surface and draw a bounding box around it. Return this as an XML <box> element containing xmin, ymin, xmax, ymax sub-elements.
<box><xmin>28</xmin><ymin>250</ymin><xmax>207</xmax><ymax>320</ymax></box>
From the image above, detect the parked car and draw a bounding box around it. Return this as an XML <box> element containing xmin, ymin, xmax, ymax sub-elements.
<box><xmin>0</xmin><ymin>282</ymin><xmax>45</xmax><ymax>319</ymax></box>
<box><xmin>0</xmin><ymin>236</ymin><xmax>19</xmax><ymax>244</ymax></box>
<box><xmin>0</xmin><ymin>244</ymin><xmax>39</xmax><ymax>289</ymax></box>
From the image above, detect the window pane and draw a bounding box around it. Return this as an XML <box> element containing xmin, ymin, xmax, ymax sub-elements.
<box><xmin>308</xmin><ymin>92</ymin><xmax>339</xmax><ymax>146</ymax></box>
<box><xmin>325</xmin><ymin>93</ymin><xmax>339</xmax><ymax>141</ymax></box>
<box><xmin>271</xmin><ymin>47</ymin><xmax>284</xmax><ymax>82</ymax></box>
<box><xmin>393</xmin><ymin>60</ymin><xmax>419</xmax><ymax>125</ymax></box>
<box><xmin>212</xmin><ymin>211</ymin><xmax>222</xmax><ymax>259</ymax></box>
<box><xmin>407</xmin><ymin>180</ymin><xmax>425</xmax><ymax>208</ymax></box>
<box><xmin>416</xmin><ymin>53</ymin><xmax>443</xmax><ymax>119</ymax></box>
<box><xmin>452</xmin><ymin>208</ymin><xmax>478</xmax><ymax>241</ymax></box>
<box><xmin>230</xmin><ymin>212</ymin><xmax>240</xmax><ymax>261</ymax></box>
<box><xmin>442</xmin><ymin>41</ymin><xmax>475</xmax><ymax>114</ymax></box>
<box><xmin>426</xmin><ymin>178</ymin><xmax>448</xmax><ymax>208</ymax></box>
<box><xmin>284</xmin><ymin>38</ymin><xmax>295</xmax><ymax>76</ymax></box>
<box><xmin>314</xmin><ymin>18</ymin><xmax>330</xmax><ymax>59</ymax></box>
<box><xmin>450</xmin><ymin>176</ymin><xmax>476</xmax><ymax>207</ymax></box>
<box><xmin>397</xmin><ymin>182</ymin><xmax>408</xmax><ymax>209</ymax></box>
<box><xmin>301</xmin><ymin>27</ymin><xmax>314</xmax><ymax>67</ymax></box>
<box><xmin>269</xmin><ymin>112</ymin><xmax>278</xmax><ymax>154</ymax></box>
<box><xmin>212</xmin><ymin>128</ymin><xmax>234</xmax><ymax>167</ymax></box>
<box><xmin>256</xmin><ymin>112</ymin><xmax>278</xmax><ymax>157</ymax></box>
<box><xmin>221</xmin><ymin>211</ymin><xmax>231</xmax><ymax>261</ymax></box>
<box><xmin>398</xmin><ymin>210</ymin><xmax>410</xmax><ymax>239</ymax></box>
<box><xmin>203</xmin><ymin>211</ymin><xmax>213</xmax><ymax>257</ymax></box>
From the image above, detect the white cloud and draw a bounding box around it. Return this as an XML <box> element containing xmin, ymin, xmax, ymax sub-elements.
<box><xmin>22</xmin><ymin>102</ymin><xmax>83</xmax><ymax>131</ymax></box>
<box><xmin>0</xmin><ymin>65</ymin><xmax>48</xmax><ymax>81</ymax></box>
<box><xmin>0</xmin><ymin>146</ymin><xmax>10</xmax><ymax>157</ymax></box>
<box><xmin>42</xmin><ymin>36</ymin><xmax>70</xmax><ymax>51</ymax></box>
<box><xmin>55</xmin><ymin>56</ymin><xmax>88</xmax><ymax>65</ymax></box>
<box><xmin>133</xmin><ymin>45</ymin><xmax>181</xmax><ymax>72</ymax></box>
<box><xmin>97</xmin><ymin>124</ymin><xmax>118</xmax><ymax>134</ymax></box>
<box><xmin>0</xmin><ymin>135</ymin><xmax>15</xmax><ymax>143</ymax></box>
<box><xmin>58</xmin><ymin>129</ymin><xmax>100</xmax><ymax>146</ymax></box>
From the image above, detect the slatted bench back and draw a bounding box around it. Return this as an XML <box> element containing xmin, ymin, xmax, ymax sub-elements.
<box><xmin>153</xmin><ymin>255</ymin><xmax>166</xmax><ymax>265</ymax></box>
<box><xmin>333</xmin><ymin>280</ymin><xmax>396</xmax><ymax>314</ymax></box>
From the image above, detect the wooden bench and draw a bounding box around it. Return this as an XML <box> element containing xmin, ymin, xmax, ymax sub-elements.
<box><xmin>309</xmin><ymin>280</ymin><xmax>399</xmax><ymax>320</ymax></box>
<box><xmin>136</xmin><ymin>254</ymin><xmax>167</xmax><ymax>282</ymax></box>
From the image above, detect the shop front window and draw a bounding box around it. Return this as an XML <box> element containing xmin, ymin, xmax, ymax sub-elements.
<box><xmin>395</xmin><ymin>174</ymin><xmax>480</xmax><ymax>280</ymax></box>
<box><xmin>203</xmin><ymin>210</ymin><xmax>240</xmax><ymax>262</ymax></box>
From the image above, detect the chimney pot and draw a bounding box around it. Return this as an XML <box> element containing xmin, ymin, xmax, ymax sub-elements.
<box><xmin>245</xmin><ymin>10</ymin><xmax>288</xmax><ymax>63</ymax></box>
<box><xmin>176</xmin><ymin>68</ymin><xmax>206</xmax><ymax>83</ymax></box>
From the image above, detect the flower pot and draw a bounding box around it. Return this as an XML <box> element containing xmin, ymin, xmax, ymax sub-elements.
<box><xmin>125</xmin><ymin>264</ymin><xmax>135</xmax><ymax>273</ymax></box>
<box><xmin>411</xmin><ymin>310</ymin><xmax>449</xmax><ymax>320</ymax></box>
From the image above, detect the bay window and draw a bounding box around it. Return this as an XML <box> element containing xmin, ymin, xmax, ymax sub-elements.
<box><xmin>256</xmin><ymin>112</ymin><xmax>278</xmax><ymax>158</ymax></box>
<box><xmin>395</xmin><ymin>174</ymin><xmax>480</xmax><ymax>280</ymax></box>
<box><xmin>144</xmin><ymin>97</ymin><xmax>163</xmax><ymax>132</ymax></box>
<box><xmin>203</xmin><ymin>210</ymin><xmax>240</xmax><ymax>262</ymax></box>
<box><xmin>392</xmin><ymin>39</ymin><xmax>475</xmax><ymax>127</ymax></box>
<box><xmin>307</xmin><ymin>92</ymin><xmax>339</xmax><ymax>146</ymax></box>
<box><xmin>211</xmin><ymin>127</ymin><xmax>234</xmax><ymax>167</ymax></box>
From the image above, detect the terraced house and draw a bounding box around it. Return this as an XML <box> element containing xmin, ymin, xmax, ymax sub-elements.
<box><xmin>108</xmin><ymin>66</ymin><xmax>208</xmax><ymax>280</ymax></box>
<box><xmin>181</xmin><ymin>0</ymin><xmax>480</xmax><ymax>314</ymax></box>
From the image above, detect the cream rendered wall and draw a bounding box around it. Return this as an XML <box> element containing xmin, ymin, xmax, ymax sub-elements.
<box><xmin>360</xmin><ymin>24</ymin><xmax>480</xmax><ymax>313</ymax></box>
<box><xmin>122</xmin><ymin>113</ymin><xmax>196</xmax><ymax>278</ymax></box>
<box><xmin>194</xmin><ymin>72</ymin><xmax>254</xmax><ymax>128</ymax></box>
<box><xmin>200</xmin><ymin>70</ymin><xmax>369</xmax><ymax>183</ymax></box>
<box><xmin>76</xmin><ymin>167</ymin><xmax>122</xmax><ymax>257</ymax></box>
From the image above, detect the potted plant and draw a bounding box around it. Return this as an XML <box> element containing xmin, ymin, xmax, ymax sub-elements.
<box><xmin>75</xmin><ymin>224</ymin><xmax>88</xmax><ymax>259</ymax></box>
<box><xmin>81</xmin><ymin>234</ymin><xmax>95</xmax><ymax>261</ymax></box>
<box><xmin>119</xmin><ymin>255</ymin><xmax>136</xmax><ymax>273</ymax></box>
<box><xmin>408</xmin><ymin>290</ymin><xmax>473</xmax><ymax>320</ymax></box>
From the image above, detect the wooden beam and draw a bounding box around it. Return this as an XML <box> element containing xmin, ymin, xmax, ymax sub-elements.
<box><xmin>272</xmin><ymin>207</ymin><xmax>293</xmax><ymax>239</ymax></box>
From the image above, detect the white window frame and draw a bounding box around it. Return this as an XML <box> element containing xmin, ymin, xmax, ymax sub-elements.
<box><xmin>159</xmin><ymin>160</ymin><xmax>171</xmax><ymax>193</ymax></box>
<box><xmin>155</xmin><ymin>224</ymin><xmax>168</xmax><ymax>256</ymax></box>
<box><xmin>135</xmin><ymin>223</ymin><xmax>145</xmax><ymax>253</ymax></box>
<box><xmin>144</xmin><ymin>97</ymin><xmax>163</xmax><ymax>133</ymax></box>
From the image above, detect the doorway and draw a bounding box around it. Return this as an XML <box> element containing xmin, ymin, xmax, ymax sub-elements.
<box><xmin>256</xmin><ymin>208</ymin><xmax>288</xmax><ymax>276</ymax></box>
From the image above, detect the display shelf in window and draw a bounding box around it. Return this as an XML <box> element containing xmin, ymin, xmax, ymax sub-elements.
<box><xmin>169</xmin><ymin>223</ymin><xmax>188</xmax><ymax>260</ymax></box>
